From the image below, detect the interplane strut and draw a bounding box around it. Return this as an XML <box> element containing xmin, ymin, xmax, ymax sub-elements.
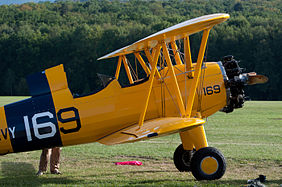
<box><xmin>113</xmin><ymin>29</ymin><xmax>211</xmax><ymax>128</ymax></box>
<box><xmin>138</xmin><ymin>44</ymin><xmax>162</xmax><ymax>128</ymax></box>
<box><xmin>185</xmin><ymin>29</ymin><xmax>210</xmax><ymax>117</ymax></box>
<box><xmin>113</xmin><ymin>28</ymin><xmax>212</xmax><ymax>127</ymax></box>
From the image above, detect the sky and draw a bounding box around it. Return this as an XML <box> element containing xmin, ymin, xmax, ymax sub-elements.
<box><xmin>0</xmin><ymin>0</ymin><xmax>55</xmax><ymax>5</ymax></box>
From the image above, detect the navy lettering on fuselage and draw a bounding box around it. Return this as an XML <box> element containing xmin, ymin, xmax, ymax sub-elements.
<box><xmin>4</xmin><ymin>71</ymin><xmax>62</xmax><ymax>153</ymax></box>
<box><xmin>203</xmin><ymin>85</ymin><xmax>221</xmax><ymax>96</ymax></box>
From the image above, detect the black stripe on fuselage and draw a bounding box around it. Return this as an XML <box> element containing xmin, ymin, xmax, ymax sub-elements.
<box><xmin>4</xmin><ymin>71</ymin><xmax>62</xmax><ymax>153</ymax></box>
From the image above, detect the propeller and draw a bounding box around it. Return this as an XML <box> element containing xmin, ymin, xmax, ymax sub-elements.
<box><xmin>245</xmin><ymin>72</ymin><xmax>268</xmax><ymax>85</ymax></box>
<box><xmin>220</xmin><ymin>55</ymin><xmax>268</xmax><ymax>113</ymax></box>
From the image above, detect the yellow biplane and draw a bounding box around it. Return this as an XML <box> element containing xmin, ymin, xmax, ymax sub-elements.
<box><xmin>0</xmin><ymin>13</ymin><xmax>267</xmax><ymax>180</ymax></box>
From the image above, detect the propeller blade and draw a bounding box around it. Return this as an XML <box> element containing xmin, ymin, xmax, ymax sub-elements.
<box><xmin>247</xmin><ymin>73</ymin><xmax>268</xmax><ymax>85</ymax></box>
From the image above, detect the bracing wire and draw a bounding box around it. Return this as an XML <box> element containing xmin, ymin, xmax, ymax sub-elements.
<box><xmin>164</xmin><ymin>80</ymin><xmax>182</xmax><ymax>117</ymax></box>
<box><xmin>168</xmin><ymin>47</ymin><xmax>184</xmax><ymax>74</ymax></box>
<box><xmin>177</xmin><ymin>38</ymin><xmax>188</xmax><ymax>110</ymax></box>
<box><xmin>162</xmin><ymin>43</ymin><xmax>182</xmax><ymax>117</ymax></box>
<box><xmin>159</xmin><ymin>48</ymin><xmax>165</xmax><ymax>117</ymax></box>
<box><xmin>127</xmin><ymin>58</ymin><xmax>138</xmax><ymax>81</ymax></box>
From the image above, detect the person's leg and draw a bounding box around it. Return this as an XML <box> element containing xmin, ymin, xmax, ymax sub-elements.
<box><xmin>50</xmin><ymin>147</ymin><xmax>62</xmax><ymax>174</ymax></box>
<box><xmin>37</xmin><ymin>148</ymin><xmax>51</xmax><ymax>176</ymax></box>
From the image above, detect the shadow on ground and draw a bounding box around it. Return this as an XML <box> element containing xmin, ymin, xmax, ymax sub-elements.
<box><xmin>0</xmin><ymin>162</ymin><xmax>82</xmax><ymax>186</ymax></box>
<box><xmin>84</xmin><ymin>169</ymin><xmax>249</xmax><ymax>186</ymax></box>
<box><xmin>86</xmin><ymin>169</ymin><xmax>178</xmax><ymax>177</ymax></box>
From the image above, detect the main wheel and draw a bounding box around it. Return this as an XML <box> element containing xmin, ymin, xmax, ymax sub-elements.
<box><xmin>173</xmin><ymin>144</ymin><xmax>194</xmax><ymax>172</ymax></box>
<box><xmin>191</xmin><ymin>147</ymin><xmax>226</xmax><ymax>180</ymax></box>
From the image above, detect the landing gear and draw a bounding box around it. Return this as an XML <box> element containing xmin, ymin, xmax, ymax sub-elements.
<box><xmin>173</xmin><ymin>144</ymin><xmax>194</xmax><ymax>172</ymax></box>
<box><xmin>191</xmin><ymin>147</ymin><xmax>226</xmax><ymax>180</ymax></box>
<box><xmin>173</xmin><ymin>145</ymin><xmax>226</xmax><ymax>180</ymax></box>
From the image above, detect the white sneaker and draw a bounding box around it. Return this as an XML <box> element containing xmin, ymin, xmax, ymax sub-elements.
<box><xmin>51</xmin><ymin>170</ymin><xmax>61</xmax><ymax>175</ymax></box>
<box><xmin>36</xmin><ymin>171</ymin><xmax>45</xmax><ymax>176</ymax></box>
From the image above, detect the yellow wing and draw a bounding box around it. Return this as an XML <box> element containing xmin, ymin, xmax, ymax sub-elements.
<box><xmin>98</xmin><ymin>118</ymin><xmax>205</xmax><ymax>145</ymax></box>
<box><xmin>96</xmin><ymin>13</ymin><xmax>228</xmax><ymax>142</ymax></box>
<box><xmin>98</xmin><ymin>13</ymin><xmax>229</xmax><ymax>60</ymax></box>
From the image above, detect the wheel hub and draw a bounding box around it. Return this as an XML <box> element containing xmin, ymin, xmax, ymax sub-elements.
<box><xmin>200</xmin><ymin>156</ymin><xmax>219</xmax><ymax>175</ymax></box>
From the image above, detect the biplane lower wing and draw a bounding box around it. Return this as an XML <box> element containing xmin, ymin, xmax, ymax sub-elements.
<box><xmin>98</xmin><ymin>118</ymin><xmax>205</xmax><ymax>145</ymax></box>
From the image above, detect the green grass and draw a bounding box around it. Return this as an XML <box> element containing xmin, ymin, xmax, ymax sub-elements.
<box><xmin>0</xmin><ymin>97</ymin><xmax>281</xmax><ymax>186</ymax></box>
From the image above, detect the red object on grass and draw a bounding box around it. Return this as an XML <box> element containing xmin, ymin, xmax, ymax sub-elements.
<box><xmin>115</xmin><ymin>161</ymin><xmax>143</xmax><ymax>166</ymax></box>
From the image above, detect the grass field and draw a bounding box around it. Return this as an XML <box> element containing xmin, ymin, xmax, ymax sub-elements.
<box><xmin>0</xmin><ymin>97</ymin><xmax>281</xmax><ymax>186</ymax></box>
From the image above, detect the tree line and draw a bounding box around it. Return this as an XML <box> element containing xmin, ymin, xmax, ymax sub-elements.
<box><xmin>0</xmin><ymin>0</ymin><xmax>281</xmax><ymax>100</ymax></box>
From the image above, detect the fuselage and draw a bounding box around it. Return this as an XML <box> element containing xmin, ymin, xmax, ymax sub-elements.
<box><xmin>0</xmin><ymin>62</ymin><xmax>228</xmax><ymax>155</ymax></box>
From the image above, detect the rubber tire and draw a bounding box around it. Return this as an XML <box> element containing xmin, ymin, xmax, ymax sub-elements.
<box><xmin>173</xmin><ymin>144</ymin><xmax>194</xmax><ymax>172</ymax></box>
<box><xmin>191</xmin><ymin>147</ymin><xmax>226</xmax><ymax>180</ymax></box>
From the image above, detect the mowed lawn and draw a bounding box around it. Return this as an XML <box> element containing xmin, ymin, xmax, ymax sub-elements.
<box><xmin>0</xmin><ymin>97</ymin><xmax>281</xmax><ymax>186</ymax></box>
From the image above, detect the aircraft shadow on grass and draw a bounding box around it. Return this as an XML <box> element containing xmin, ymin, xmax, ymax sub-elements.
<box><xmin>0</xmin><ymin>162</ymin><xmax>82</xmax><ymax>186</ymax></box>
<box><xmin>84</xmin><ymin>169</ymin><xmax>248</xmax><ymax>186</ymax></box>
<box><xmin>1</xmin><ymin>162</ymin><xmax>279</xmax><ymax>186</ymax></box>
<box><xmin>136</xmin><ymin>179</ymin><xmax>248</xmax><ymax>186</ymax></box>
<box><xmin>86</xmin><ymin>169</ymin><xmax>178</xmax><ymax>178</ymax></box>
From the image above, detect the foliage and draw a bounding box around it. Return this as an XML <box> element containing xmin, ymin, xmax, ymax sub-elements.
<box><xmin>0</xmin><ymin>0</ymin><xmax>281</xmax><ymax>100</ymax></box>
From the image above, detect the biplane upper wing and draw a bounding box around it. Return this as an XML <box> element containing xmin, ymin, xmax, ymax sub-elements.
<box><xmin>97</xmin><ymin>13</ymin><xmax>229</xmax><ymax>146</ymax></box>
<box><xmin>98</xmin><ymin>13</ymin><xmax>229</xmax><ymax>60</ymax></box>
<box><xmin>98</xmin><ymin>118</ymin><xmax>205</xmax><ymax>145</ymax></box>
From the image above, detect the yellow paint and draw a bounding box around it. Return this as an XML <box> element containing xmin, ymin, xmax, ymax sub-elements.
<box><xmin>0</xmin><ymin>107</ymin><xmax>13</xmax><ymax>154</ymax></box>
<box><xmin>184</xmin><ymin>36</ymin><xmax>193</xmax><ymax>78</ymax></box>
<box><xmin>41</xmin><ymin>59</ymin><xmax>226</xmax><ymax>147</ymax></box>
<box><xmin>144</xmin><ymin>49</ymin><xmax>161</xmax><ymax>79</ymax></box>
<box><xmin>0</xmin><ymin>62</ymin><xmax>227</xmax><ymax>150</ymax></box>
<box><xmin>134</xmin><ymin>53</ymin><xmax>151</xmax><ymax>76</ymax></box>
<box><xmin>45</xmin><ymin>66</ymin><xmax>77</xmax><ymax>145</ymax></box>
<box><xmin>180</xmin><ymin>125</ymin><xmax>208</xmax><ymax>150</ymax></box>
<box><xmin>99</xmin><ymin>117</ymin><xmax>205</xmax><ymax>145</ymax></box>
<box><xmin>201</xmin><ymin>157</ymin><xmax>218</xmax><ymax>175</ymax></box>
<box><xmin>170</xmin><ymin>41</ymin><xmax>182</xmax><ymax>65</ymax></box>
<box><xmin>138</xmin><ymin>44</ymin><xmax>161</xmax><ymax>128</ymax></box>
<box><xmin>162</xmin><ymin>42</ymin><xmax>186</xmax><ymax>117</ymax></box>
<box><xmin>0</xmin><ymin>14</ymin><xmax>230</xmax><ymax>153</ymax></box>
<box><xmin>98</xmin><ymin>14</ymin><xmax>230</xmax><ymax>59</ymax></box>
<box><xmin>122</xmin><ymin>56</ymin><xmax>134</xmax><ymax>84</ymax></box>
<box><xmin>115</xmin><ymin>56</ymin><xmax>122</xmax><ymax>79</ymax></box>
<box><xmin>185</xmin><ymin>29</ymin><xmax>210</xmax><ymax>117</ymax></box>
